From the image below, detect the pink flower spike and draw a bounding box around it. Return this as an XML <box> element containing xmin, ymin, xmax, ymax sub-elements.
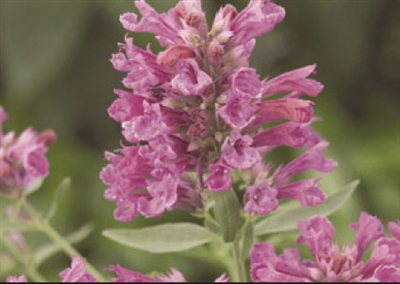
<box><xmin>244</xmin><ymin>179</ymin><xmax>278</xmax><ymax>215</ymax></box>
<box><xmin>59</xmin><ymin>255</ymin><xmax>97</xmax><ymax>282</ymax></box>
<box><xmin>251</xmin><ymin>212</ymin><xmax>400</xmax><ymax>282</ymax></box>
<box><xmin>263</xmin><ymin>64</ymin><xmax>324</xmax><ymax>98</ymax></box>
<box><xmin>1</xmin><ymin>106</ymin><xmax>55</xmax><ymax>197</ymax></box>
<box><xmin>6</xmin><ymin>275</ymin><xmax>28</xmax><ymax>282</ymax></box>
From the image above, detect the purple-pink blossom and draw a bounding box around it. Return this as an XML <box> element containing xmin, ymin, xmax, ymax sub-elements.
<box><xmin>102</xmin><ymin>0</ymin><xmax>336</xmax><ymax>221</ymax></box>
<box><xmin>59</xmin><ymin>255</ymin><xmax>97</xmax><ymax>282</ymax></box>
<box><xmin>6</xmin><ymin>255</ymin><xmax>96</xmax><ymax>283</ymax></box>
<box><xmin>6</xmin><ymin>275</ymin><xmax>28</xmax><ymax>282</ymax></box>
<box><xmin>0</xmin><ymin>106</ymin><xmax>55</xmax><ymax>198</ymax></box>
<box><xmin>107</xmin><ymin>264</ymin><xmax>229</xmax><ymax>282</ymax></box>
<box><xmin>250</xmin><ymin>212</ymin><xmax>400</xmax><ymax>282</ymax></box>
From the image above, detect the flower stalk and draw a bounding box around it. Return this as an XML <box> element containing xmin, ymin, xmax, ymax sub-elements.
<box><xmin>232</xmin><ymin>237</ymin><xmax>247</xmax><ymax>282</ymax></box>
<box><xmin>0</xmin><ymin>233</ymin><xmax>46</xmax><ymax>282</ymax></box>
<box><xmin>20</xmin><ymin>200</ymin><xmax>106</xmax><ymax>282</ymax></box>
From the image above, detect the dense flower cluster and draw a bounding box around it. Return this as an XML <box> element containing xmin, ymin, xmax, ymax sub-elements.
<box><xmin>7</xmin><ymin>255</ymin><xmax>229</xmax><ymax>282</ymax></box>
<box><xmin>100</xmin><ymin>0</ymin><xmax>337</xmax><ymax>221</ymax></box>
<box><xmin>0</xmin><ymin>106</ymin><xmax>55</xmax><ymax>198</ymax></box>
<box><xmin>250</xmin><ymin>212</ymin><xmax>400</xmax><ymax>282</ymax></box>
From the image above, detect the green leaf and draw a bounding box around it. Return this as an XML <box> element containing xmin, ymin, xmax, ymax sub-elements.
<box><xmin>103</xmin><ymin>222</ymin><xmax>217</xmax><ymax>253</ymax></box>
<box><xmin>204</xmin><ymin>217</ymin><xmax>220</xmax><ymax>235</ymax></box>
<box><xmin>24</xmin><ymin>178</ymin><xmax>44</xmax><ymax>196</ymax></box>
<box><xmin>45</xmin><ymin>177</ymin><xmax>71</xmax><ymax>221</ymax></box>
<box><xmin>254</xmin><ymin>180</ymin><xmax>359</xmax><ymax>236</ymax></box>
<box><xmin>213</xmin><ymin>189</ymin><xmax>243</xmax><ymax>242</ymax></box>
<box><xmin>34</xmin><ymin>223</ymin><xmax>95</xmax><ymax>266</ymax></box>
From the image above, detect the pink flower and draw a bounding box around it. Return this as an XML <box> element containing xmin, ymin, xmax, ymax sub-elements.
<box><xmin>157</xmin><ymin>45</ymin><xmax>196</xmax><ymax>67</ymax></box>
<box><xmin>0</xmin><ymin>106</ymin><xmax>55</xmax><ymax>197</ymax></box>
<box><xmin>229</xmin><ymin>0</ymin><xmax>285</xmax><ymax>45</ymax></box>
<box><xmin>389</xmin><ymin>221</ymin><xmax>400</xmax><ymax>241</ymax></box>
<box><xmin>251</xmin><ymin>121</ymin><xmax>318</xmax><ymax>148</ymax></box>
<box><xmin>262</xmin><ymin>64</ymin><xmax>324</xmax><ymax>98</ymax></box>
<box><xmin>103</xmin><ymin>0</ymin><xmax>336</xmax><ymax>220</ymax></box>
<box><xmin>228</xmin><ymin>67</ymin><xmax>262</xmax><ymax>98</ymax></box>
<box><xmin>120</xmin><ymin>0</ymin><xmax>184</xmax><ymax>47</ymax></box>
<box><xmin>217</xmin><ymin>91</ymin><xmax>256</xmax><ymax>129</ymax></box>
<box><xmin>107</xmin><ymin>264</ymin><xmax>228</xmax><ymax>282</ymax></box>
<box><xmin>171</xmin><ymin>58</ymin><xmax>213</xmax><ymax>97</ymax></box>
<box><xmin>59</xmin><ymin>255</ymin><xmax>97</xmax><ymax>282</ymax></box>
<box><xmin>272</xmin><ymin>141</ymin><xmax>338</xmax><ymax>185</ymax></box>
<box><xmin>6</xmin><ymin>275</ymin><xmax>28</xmax><ymax>282</ymax></box>
<box><xmin>204</xmin><ymin>162</ymin><xmax>232</xmax><ymax>193</ymax></box>
<box><xmin>255</xmin><ymin>98</ymin><xmax>315</xmax><ymax>124</ymax></box>
<box><xmin>221</xmin><ymin>132</ymin><xmax>261</xmax><ymax>170</ymax></box>
<box><xmin>276</xmin><ymin>178</ymin><xmax>325</xmax><ymax>206</ymax></box>
<box><xmin>243</xmin><ymin>179</ymin><xmax>278</xmax><ymax>215</ymax></box>
<box><xmin>250</xmin><ymin>212</ymin><xmax>400</xmax><ymax>282</ymax></box>
<box><xmin>101</xmin><ymin>145</ymin><xmax>196</xmax><ymax>221</ymax></box>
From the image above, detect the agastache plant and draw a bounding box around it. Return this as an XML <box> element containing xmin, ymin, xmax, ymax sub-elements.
<box><xmin>2</xmin><ymin>0</ymin><xmax>399</xmax><ymax>283</ymax></box>
<box><xmin>100</xmin><ymin>0</ymin><xmax>337</xmax><ymax>225</ymax></box>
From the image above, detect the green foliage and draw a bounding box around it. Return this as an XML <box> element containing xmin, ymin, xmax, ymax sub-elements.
<box><xmin>254</xmin><ymin>180</ymin><xmax>359</xmax><ymax>236</ymax></box>
<box><xmin>0</xmin><ymin>0</ymin><xmax>398</xmax><ymax>282</ymax></box>
<box><xmin>103</xmin><ymin>222</ymin><xmax>217</xmax><ymax>253</ymax></box>
<box><xmin>213</xmin><ymin>189</ymin><xmax>243</xmax><ymax>242</ymax></box>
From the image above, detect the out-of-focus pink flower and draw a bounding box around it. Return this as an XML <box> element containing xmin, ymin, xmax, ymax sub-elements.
<box><xmin>389</xmin><ymin>221</ymin><xmax>400</xmax><ymax>241</ymax></box>
<box><xmin>107</xmin><ymin>264</ymin><xmax>228</xmax><ymax>282</ymax></box>
<box><xmin>250</xmin><ymin>212</ymin><xmax>400</xmax><ymax>282</ymax></box>
<box><xmin>6</xmin><ymin>275</ymin><xmax>28</xmax><ymax>282</ymax></box>
<box><xmin>0</xmin><ymin>105</ymin><xmax>55</xmax><ymax>198</ymax></box>
<box><xmin>59</xmin><ymin>255</ymin><xmax>97</xmax><ymax>282</ymax></box>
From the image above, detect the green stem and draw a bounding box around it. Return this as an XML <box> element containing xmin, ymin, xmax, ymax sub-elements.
<box><xmin>232</xmin><ymin>238</ymin><xmax>247</xmax><ymax>282</ymax></box>
<box><xmin>0</xmin><ymin>233</ymin><xmax>47</xmax><ymax>282</ymax></box>
<box><xmin>22</xmin><ymin>200</ymin><xmax>106</xmax><ymax>282</ymax></box>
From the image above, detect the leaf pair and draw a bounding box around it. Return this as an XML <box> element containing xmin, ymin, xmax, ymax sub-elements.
<box><xmin>102</xmin><ymin>180</ymin><xmax>359</xmax><ymax>254</ymax></box>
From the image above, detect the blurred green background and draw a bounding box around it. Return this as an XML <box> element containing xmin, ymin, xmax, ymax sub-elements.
<box><xmin>0</xmin><ymin>0</ymin><xmax>399</xmax><ymax>281</ymax></box>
